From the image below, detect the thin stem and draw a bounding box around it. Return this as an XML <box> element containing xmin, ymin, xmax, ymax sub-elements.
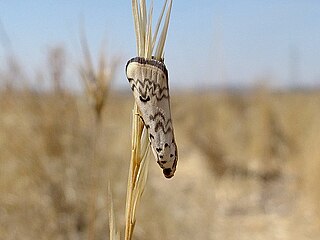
<box><xmin>87</xmin><ymin>114</ymin><xmax>101</xmax><ymax>240</ymax></box>
<box><xmin>155</xmin><ymin>0</ymin><xmax>172</xmax><ymax>59</ymax></box>
<box><xmin>125</xmin><ymin>103</ymin><xmax>144</xmax><ymax>240</ymax></box>
<box><xmin>124</xmin><ymin>1</ymin><xmax>172</xmax><ymax>239</ymax></box>
<box><xmin>152</xmin><ymin>0</ymin><xmax>168</xmax><ymax>53</ymax></box>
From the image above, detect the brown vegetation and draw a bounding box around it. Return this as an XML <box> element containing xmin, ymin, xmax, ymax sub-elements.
<box><xmin>1</xmin><ymin>79</ymin><xmax>320</xmax><ymax>239</ymax></box>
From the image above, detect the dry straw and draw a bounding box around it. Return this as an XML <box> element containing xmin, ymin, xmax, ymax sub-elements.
<box><xmin>79</xmin><ymin>29</ymin><xmax>117</xmax><ymax>121</ymax></box>
<box><xmin>108</xmin><ymin>182</ymin><xmax>121</xmax><ymax>240</ymax></box>
<box><xmin>79</xmin><ymin>30</ymin><xmax>117</xmax><ymax>240</ymax></box>
<box><xmin>124</xmin><ymin>1</ymin><xmax>173</xmax><ymax>240</ymax></box>
<box><xmin>105</xmin><ymin>1</ymin><xmax>172</xmax><ymax>239</ymax></box>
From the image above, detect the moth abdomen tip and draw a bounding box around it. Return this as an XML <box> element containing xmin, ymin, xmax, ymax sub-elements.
<box><xmin>163</xmin><ymin>168</ymin><xmax>174</xmax><ymax>178</ymax></box>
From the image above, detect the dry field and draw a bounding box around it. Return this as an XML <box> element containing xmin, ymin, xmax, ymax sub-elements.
<box><xmin>0</xmin><ymin>87</ymin><xmax>320</xmax><ymax>240</ymax></box>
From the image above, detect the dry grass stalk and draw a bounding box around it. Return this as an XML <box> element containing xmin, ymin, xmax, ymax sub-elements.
<box><xmin>2</xmin><ymin>54</ymin><xmax>26</xmax><ymax>91</ymax></box>
<box><xmin>79</xmin><ymin>30</ymin><xmax>117</xmax><ymax>121</ymax></box>
<box><xmin>124</xmin><ymin>1</ymin><xmax>173</xmax><ymax>239</ymax></box>
<box><xmin>108</xmin><ymin>182</ymin><xmax>121</xmax><ymax>240</ymax></box>
<box><xmin>48</xmin><ymin>46</ymin><xmax>66</xmax><ymax>94</ymax></box>
<box><xmin>131</xmin><ymin>0</ymin><xmax>172</xmax><ymax>60</ymax></box>
<box><xmin>125</xmin><ymin>104</ymin><xmax>150</xmax><ymax>240</ymax></box>
<box><xmin>79</xmin><ymin>31</ymin><xmax>117</xmax><ymax>240</ymax></box>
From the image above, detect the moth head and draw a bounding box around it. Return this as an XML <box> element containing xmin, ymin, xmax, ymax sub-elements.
<box><xmin>152</xmin><ymin>138</ymin><xmax>178</xmax><ymax>179</ymax></box>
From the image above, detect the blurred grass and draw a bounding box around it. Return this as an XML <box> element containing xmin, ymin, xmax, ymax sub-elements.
<box><xmin>1</xmin><ymin>50</ymin><xmax>320</xmax><ymax>240</ymax></box>
<box><xmin>1</xmin><ymin>86</ymin><xmax>320</xmax><ymax>239</ymax></box>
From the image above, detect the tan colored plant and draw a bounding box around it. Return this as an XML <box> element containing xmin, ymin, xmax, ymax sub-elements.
<box><xmin>79</xmin><ymin>30</ymin><xmax>117</xmax><ymax>121</ymax></box>
<box><xmin>48</xmin><ymin>46</ymin><xmax>66</xmax><ymax>94</ymax></box>
<box><xmin>79</xmin><ymin>31</ymin><xmax>118</xmax><ymax>240</ymax></box>
<box><xmin>108</xmin><ymin>182</ymin><xmax>120</xmax><ymax>240</ymax></box>
<box><xmin>124</xmin><ymin>1</ymin><xmax>173</xmax><ymax>239</ymax></box>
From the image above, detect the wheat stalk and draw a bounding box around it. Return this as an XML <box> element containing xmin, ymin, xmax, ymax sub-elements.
<box><xmin>108</xmin><ymin>182</ymin><xmax>121</xmax><ymax>240</ymax></box>
<box><xmin>79</xmin><ymin>30</ymin><xmax>117</xmax><ymax>240</ymax></box>
<box><xmin>124</xmin><ymin>1</ymin><xmax>173</xmax><ymax>239</ymax></box>
<box><xmin>124</xmin><ymin>104</ymin><xmax>150</xmax><ymax>239</ymax></box>
<box><xmin>79</xmin><ymin>29</ymin><xmax>117</xmax><ymax>121</ymax></box>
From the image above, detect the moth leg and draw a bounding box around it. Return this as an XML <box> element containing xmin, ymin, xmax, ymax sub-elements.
<box><xmin>134</xmin><ymin>112</ymin><xmax>145</xmax><ymax>125</ymax></box>
<box><xmin>134</xmin><ymin>113</ymin><xmax>151</xmax><ymax>131</ymax></box>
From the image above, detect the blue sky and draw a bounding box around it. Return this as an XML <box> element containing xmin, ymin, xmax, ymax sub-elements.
<box><xmin>0</xmin><ymin>0</ymin><xmax>319</xmax><ymax>90</ymax></box>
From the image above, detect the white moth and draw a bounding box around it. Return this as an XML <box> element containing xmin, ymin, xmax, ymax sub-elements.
<box><xmin>126</xmin><ymin>57</ymin><xmax>178</xmax><ymax>178</ymax></box>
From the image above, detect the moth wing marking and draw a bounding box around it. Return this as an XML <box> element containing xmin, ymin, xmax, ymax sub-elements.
<box><xmin>126</xmin><ymin>57</ymin><xmax>178</xmax><ymax>178</ymax></box>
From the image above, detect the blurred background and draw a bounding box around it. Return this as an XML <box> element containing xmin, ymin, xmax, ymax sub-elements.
<box><xmin>0</xmin><ymin>1</ymin><xmax>320</xmax><ymax>239</ymax></box>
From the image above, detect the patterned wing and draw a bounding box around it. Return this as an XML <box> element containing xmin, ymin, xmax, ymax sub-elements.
<box><xmin>126</xmin><ymin>57</ymin><xmax>178</xmax><ymax>178</ymax></box>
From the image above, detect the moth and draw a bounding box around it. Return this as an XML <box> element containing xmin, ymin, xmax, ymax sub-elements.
<box><xmin>126</xmin><ymin>56</ymin><xmax>178</xmax><ymax>178</ymax></box>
